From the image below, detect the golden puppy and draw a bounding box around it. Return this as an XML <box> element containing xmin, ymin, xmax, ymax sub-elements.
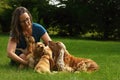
<box><xmin>49</xmin><ymin>41</ymin><xmax>99</xmax><ymax>72</ymax></box>
<box><xmin>34</xmin><ymin>46</ymin><xmax>54</xmax><ymax>73</ymax></box>
<box><xmin>33</xmin><ymin>42</ymin><xmax>46</xmax><ymax>64</ymax></box>
<box><xmin>17</xmin><ymin>41</ymin><xmax>46</xmax><ymax>69</ymax></box>
<box><xmin>17</xmin><ymin>36</ymin><xmax>35</xmax><ymax>54</ymax></box>
<box><xmin>27</xmin><ymin>42</ymin><xmax>46</xmax><ymax>68</ymax></box>
<box><xmin>16</xmin><ymin>36</ymin><xmax>35</xmax><ymax>69</ymax></box>
<box><xmin>25</xmin><ymin>35</ymin><xmax>35</xmax><ymax>54</ymax></box>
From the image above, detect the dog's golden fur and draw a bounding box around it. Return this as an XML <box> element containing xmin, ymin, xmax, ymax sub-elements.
<box><xmin>49</xmin><ymin>41</ymin><xmax>99</xmax><ymax>72</ymax></box>
<box><xmin>34</xmin><ymin>46</ymin><xmax>54</xmax><ymax>73</ymax></box>
<box><xmin>63</xmin><ymin>51</ymin><xmax>99</xmax><ymax>72</ymax></box>
<box><xmin>17</xmin><ymin>39</ymin><xmax>46</xmax><ymax>69</ymax></box>
<box><xmin>25</xmin><ymin>35</ymin><xmax>35</xmax><ymax>54</ymax></box>
<box><xmin>17</xmin><ymin>36</ymin><xmax>35</xmax><ymax>69</ymax></box>
<box><xmin>33</xmin><ymin>42</ymin><xmax>45</xmax><ymax>64</ymax></box>
<box><xmin>26</xmin><ymin>42</ymin><xmax>46</xmax><ymax>68</ymax></box>
<box><xmin>48</xmin><ymin>41</ymin><xmax>65</xmax><ymax>71</ymax></box>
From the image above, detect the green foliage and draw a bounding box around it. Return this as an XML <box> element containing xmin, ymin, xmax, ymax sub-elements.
<box><xmin>50</xmin><ymin>0</ymin><xmax>120</xmax><ymax>40</ymax></box>
<box><xmin>0</xmin><ymin>0</ymin><xmax>120</xmax><ymax>40</ymax></box>
<box><xmin>0</xmin><ymin>0</ymin><xmax>12</xmax><ymax>32</ymax></box>
<box><xmin>87</xmin><ymin>0</ymin><xmax>120</xmax><ymax>39</ymax></box>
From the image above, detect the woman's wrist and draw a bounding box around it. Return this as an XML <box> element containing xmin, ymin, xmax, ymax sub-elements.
<box><xmin>23</xmin><ymin>60</ymin><xmax>28</xmax><ymax>65</ymax></box>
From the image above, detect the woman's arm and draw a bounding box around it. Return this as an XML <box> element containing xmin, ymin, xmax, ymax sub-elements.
<box><xmin>7</xmin><ymin>37</ymin><xmax>28</xmax><ymax>65</ymax></box>
<box><xmin>41</xmin><ymin>32</ymin><xmax>52</xmax><ymax>45</ymax></box>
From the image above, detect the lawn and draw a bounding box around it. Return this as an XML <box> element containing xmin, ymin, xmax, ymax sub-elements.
<box><xmin>0</xmin><ymin>34</ymin><xmax>120</xmax><ymax>80</ymax></box>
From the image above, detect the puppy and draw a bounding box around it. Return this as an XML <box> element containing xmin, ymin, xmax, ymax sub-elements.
<box><xmin>34</xmin><ymin>46</ymin><xmax>54</xmax><ymax>73</ymax></box>
<box><xmin>25</xmin><ymin>35</ymin><xmax>35</xmax><ymax>54</ymax></box>
<box><xmin>27</xmin><ymin>42</ymin><xmax>46</xmax><ymax>68</ymax></box>
<box><xmin>17</xmin><ymin>41</ymin><xmax>45</xmax><ymax>69</ymax></box>
<box><xmin>49</xmin><ymin>41</ymin><xmax>99</xmax><ymax>72</ymax></box>
<box><xmin>17</xmin><ymin>36</ymin><xmax>35</xmax><ymax>69</ymax></box>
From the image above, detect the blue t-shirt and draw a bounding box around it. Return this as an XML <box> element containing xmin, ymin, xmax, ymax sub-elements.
<box><xmin>10</xmin><ymin>23</ymin><xmax>46</xmax><ymax>55</ymax></box>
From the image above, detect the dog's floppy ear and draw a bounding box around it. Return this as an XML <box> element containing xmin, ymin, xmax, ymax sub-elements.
<box><xmin>59</xmin><ymin>48</ymin><xmax>65</xmax><ymax>58</ymax></box>
<box><xmin>57</xmin><ymin>42</ymin><xmax>66</xmax><ymax>50</ymax></box>
<box><xmin>56</xmin><ymin>48</ymin><xmax>65</xmax><ymax>59</ymax></box>
<box><xmin>56</xmin><ymin>48</ymin><xmax>65</xmax><ymax>71</ymax></box>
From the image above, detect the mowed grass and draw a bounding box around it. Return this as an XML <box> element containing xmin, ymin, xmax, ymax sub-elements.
<box><xmin>0</xmin><ymin>34</ymin><xmax>120</xmax><ymax>80</ymax></box>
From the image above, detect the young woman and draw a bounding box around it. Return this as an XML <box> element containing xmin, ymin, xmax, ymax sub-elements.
<box><xmin>7</xmin><ymin>6</ymin><xmax>52</xmax><ymax>66</ymax></box>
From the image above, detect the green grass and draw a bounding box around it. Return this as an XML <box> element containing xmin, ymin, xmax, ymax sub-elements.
<box><xmin>0</xmin><ymin>34</ymin><xmax>120</xmax><ymax>80</ymax></box>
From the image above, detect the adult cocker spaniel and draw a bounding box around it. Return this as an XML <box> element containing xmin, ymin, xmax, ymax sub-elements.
<box><xmin>48</xmin><ymin>41</ymin><xmax>99</xmax><ymax>72</ymax></box>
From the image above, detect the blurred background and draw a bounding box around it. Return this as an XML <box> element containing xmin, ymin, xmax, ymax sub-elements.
<box><xmin>0</xmin><ymin>0</ymin><xmax>120</xmax><ymax>40</ymax></box>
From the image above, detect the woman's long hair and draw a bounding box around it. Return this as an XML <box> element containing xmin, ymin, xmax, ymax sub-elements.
<box><xmin>11</xmin><ymin>6</ymin><xmax>32</xmax><ymax>43</ymax></box>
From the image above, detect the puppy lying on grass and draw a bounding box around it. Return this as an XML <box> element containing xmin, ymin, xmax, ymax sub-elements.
<box><xmin>48</xmin><ymin>41</ymin><xmax>99</xmax><ymax>73</ymax></box>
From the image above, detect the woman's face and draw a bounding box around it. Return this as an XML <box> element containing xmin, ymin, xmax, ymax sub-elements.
<box><xmin>19</xmin><ymin>12</ymin><xmax>32</xmax><ymax>31</ymax></box>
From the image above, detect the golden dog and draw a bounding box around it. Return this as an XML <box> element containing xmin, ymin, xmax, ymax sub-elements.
<box><xmin>16</xmin><ymin>36</ymin><xmax>35</xmax><ymax>69</ymax></box>
<box><xmin>48</xmin><ymin>41</ymin><xmax>99</xmax><ymax>72</ymax></box>
<box><xmin>17</xmin><ymin>41</ymin><xmax>46</xmax><ymax>69</ymax></box>
<box><xmin>34</xmin><ymin>46</ymin><xmax>54</xmax><ymax>73</ymax></box>
<box><xmin>26</xmin><ymin>42</ymin><xmax>46</xmax><ymax>68</ymax></box>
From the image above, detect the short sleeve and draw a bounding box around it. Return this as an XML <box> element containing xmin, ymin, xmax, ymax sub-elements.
<box><xmin>32</xmin><ymin>23</ymin><xmax>47</xmax><ymax>42</ymax></box>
